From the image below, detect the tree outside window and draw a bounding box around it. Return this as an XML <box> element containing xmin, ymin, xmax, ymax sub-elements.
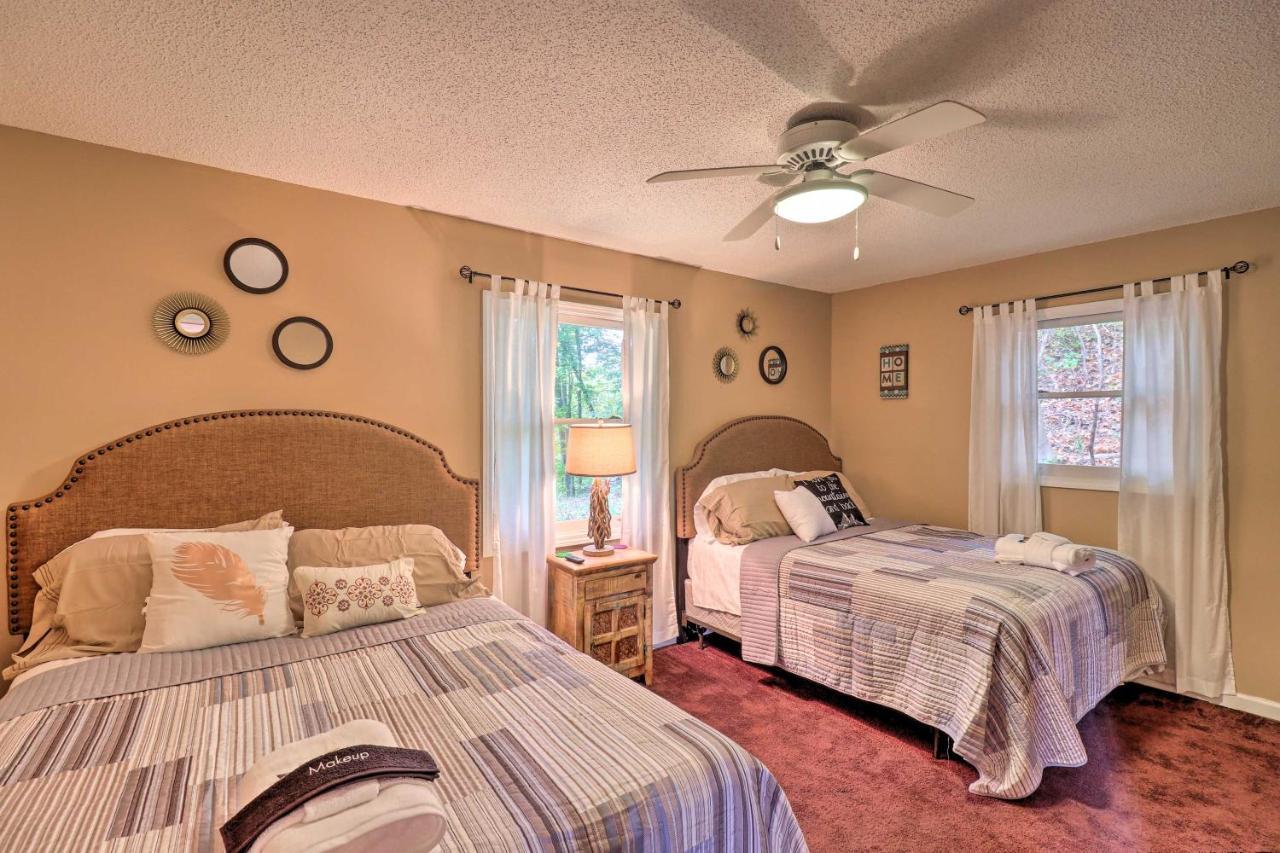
<box><xmin>1037</xmin><ymin>319</ymin><xmax>1123</xmax><ymax>467</ymax></box>
<box><xmin>554</xmin><ymin>319</ymin><xmax>624</xmax><ymax>528</ymax></box>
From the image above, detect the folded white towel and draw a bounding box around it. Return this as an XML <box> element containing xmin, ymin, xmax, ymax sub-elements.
<box><xmin>993</xmin><ymin>532</ymin><xmax>1096</xmax><ymax>575</ymax></box>
<box><xmin>237</xmin><ymin>719</ymin><xmax>447</xmax><ymax>853</ymax></box>
<box><xmin>994</xmin><ymin>534</ymin><xmax>1026</xmax><ymax>564</ymax></box>
<box><xmin>1028</xmin><ymin>531</ymin><xmax>1068</xmax><ymax>546</ymax></box>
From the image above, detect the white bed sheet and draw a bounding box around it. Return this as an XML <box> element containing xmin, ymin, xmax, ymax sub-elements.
<box><xmin>688</xmin><ymin>535</ymin><xmax>748</xmax><ymax>616</ymax></box>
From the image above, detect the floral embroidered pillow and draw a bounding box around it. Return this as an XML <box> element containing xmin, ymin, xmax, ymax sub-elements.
<box><xmin>140</xmin><ymin>528</ymin><xmax>296</xmax><ymax>653</ymax></box>
<box><xmin>294</xmin><ymin>558</ymin><xmax>422</xmax><ymax>638</ymax></box>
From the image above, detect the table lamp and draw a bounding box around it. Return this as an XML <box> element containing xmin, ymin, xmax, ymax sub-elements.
<box><xmin>565</xmin><ymin>422</ymin><xmax>635</xmax><ymax>556</ymax></box>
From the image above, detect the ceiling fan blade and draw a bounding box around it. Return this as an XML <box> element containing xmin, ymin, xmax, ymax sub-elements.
<box><xmin>838</xmin><ymin>101</ymin><xmax>985</xmax><ymax>161</ymax></box>
<box><xmin>647</xmin><ymin>165</ymin><xmax>783</xmax><ymax>184</ymax></box>
<box><xmin>757</xmin><ymin>170</ymin><xmax>800</xmax><ymax>187</ymax></box>
<box><xmin>724</xmin><ymin>196</ymin><xmax>777</xmax><ymax>241</ymax></box>
<box><xmin>848</xmin><ymin>169</ymin><xmax>974</xmax><ymax>216</ymax></box>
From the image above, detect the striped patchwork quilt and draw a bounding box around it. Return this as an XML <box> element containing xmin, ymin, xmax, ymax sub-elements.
<box><xmin>0</xmin><ymin>598</ymin><xmax>805</xmax><ymax>852</ymax></box>
<box><xmin>741</xmin><ymin>523</ymin><xmax>1166</xmax><ymax>799</ymax></box>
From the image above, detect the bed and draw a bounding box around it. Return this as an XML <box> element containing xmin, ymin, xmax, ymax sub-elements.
<box><xmin>0</xmin><ymin>410</ymin><xmax>805</xmax><ymax>851</ymax></box>
<box><xmin>674</xmin><ymin>415</ymin><xmax>1167</xmax><ymax>799</ymax></box>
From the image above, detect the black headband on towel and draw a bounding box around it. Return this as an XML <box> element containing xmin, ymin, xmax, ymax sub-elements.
<box><xmin>220</xmin><ymin>745</ymin><xmax>441</xmax><ymax>853</ymax></box>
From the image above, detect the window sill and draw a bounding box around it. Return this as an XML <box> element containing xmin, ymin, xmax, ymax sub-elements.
<box><xmin>555</xmin><ymin>518</ymin><xmax>622</xmax><ymax>549</ymax></box>
<box><xmin>1039</xmin><ymin>465</ymin><xmax>1120</xmax><ymax>492</ymax></box>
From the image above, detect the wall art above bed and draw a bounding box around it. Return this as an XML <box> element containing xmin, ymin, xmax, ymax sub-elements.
<box><xmin>273</xmin><ymin>316</ymin><xmax>333</xmax><ymax>370</ymax></box>
<box><xmin>880</xmin><ymin>344</ymin><xmax>909</xmax><ymax>399</ymax></box>
<box><xmin>224</xmin><ymin>237</ymin><xmax>288</xmax><ymax>294</ymax></box>
<box><xmin>759</xmin><ymin>345</ymin><xmax>787</xmax><ymax>385</ymax></box>
<box><xmin>713</xmin><ymin>346</ymin><xmax>739</xmax><ymax>383</ymax></box>
<box><xmin>152</xmin><ymin>291</ymin><xmax>230</xmax><ymax>355</ymax></box>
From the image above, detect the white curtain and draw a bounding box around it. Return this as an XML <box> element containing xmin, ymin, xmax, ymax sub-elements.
<box><xmin>622</xmin><ymin>297</ymin><xmax>676</xmax><ymax>645</ymax></box>
<box><xmin>482</xmin><ymin>278</ymin><xmax>559</xmax><ymax>625</ymax></box>
<box><xmin>968</xmin><ymin>299</ymin><xmax>1042</xmax><ymax>536</ymax></box>
<box><xmin>1119</xmin><ymin>272</ymin><xmax>1233</xmax><ymax>699</ymax></box>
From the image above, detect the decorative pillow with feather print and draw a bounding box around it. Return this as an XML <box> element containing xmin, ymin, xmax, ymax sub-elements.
<box><xmin>141</xmin><ymin>527</ymin><xmax>296</xmax><ymax>653</ymax></box>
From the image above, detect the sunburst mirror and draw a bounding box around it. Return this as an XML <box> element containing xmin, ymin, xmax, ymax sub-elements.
<box><xmin>712</xmin><ymin>346</ymin><xmax>739</xmax><ymax>383</ymax></box>
<box><xmin>152</xmin><ymin>292</ymin><xmax>229</xmax><ymax>355</ymax></box>
<box><xmin>736</xmin><ymin>308</ymin><xmax>759</xmax><ymax>338</ymax></box>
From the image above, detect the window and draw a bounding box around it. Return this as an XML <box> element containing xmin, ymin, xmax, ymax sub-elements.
<box><xmin>554</xmin><ymin>303</ymin><xmax>624</xmax><ymax>544</ymax></box>
<box><xmin>1036</xmin><ymin>299</ymin><xmax>1123</xmax><ymax>491</ymax></box>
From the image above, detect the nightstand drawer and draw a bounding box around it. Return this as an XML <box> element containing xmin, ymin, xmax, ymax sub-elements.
<box><xmin>584</xmin><ymin>569</ymin><xmax>646</xmax><ymax>600</ymax></box>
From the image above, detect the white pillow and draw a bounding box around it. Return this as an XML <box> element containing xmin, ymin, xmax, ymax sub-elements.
<box><xmin>294</xmin><ymin>558</ymin><xmax>422</xmax><ymax>638</ymax></box>
<box><xmin>693</xmin><ymin>469</ymin><xmax>795</xmax><ymax>539</ymax></box>
<box><xmin>774</xmin><ymin>488</ymin><xmax>836</xmax><ymax>543</ymax></box>
<box><xmin>141</xmin><ymin>528</ymin><xmax>295</xmax><ymax>653</ymax></box>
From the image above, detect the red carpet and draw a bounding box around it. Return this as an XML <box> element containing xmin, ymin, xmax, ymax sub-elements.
<box><xmin>650</xmin><ymin>636</ymin><xmax>1280</xmax><ymax>852</ymax></box>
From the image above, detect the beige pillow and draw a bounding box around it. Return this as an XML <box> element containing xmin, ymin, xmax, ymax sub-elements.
<box><xmin>140</xmin><ymin>528</ymin><xmax>295</xmax><ymax>653</ymax></box>
<box><xmin>295</xmin><ymin>558</ymin><xmax>422</xmax><ymax>638</ymax></box>
<box><xmin>791</xmin><ymin>471</ymin><xmax>871</xmax><ymax>518</ymax></box>
<box><xmin>48</xmin><ymin>511</ymin><xmax>284</xmax><ymax>653</ymax></box>
<box><xmin>288</xmin><ymin>524</ymin><xmax>486</xmax><ymax>620</ymax></box>
<box><xmin>697</xmin><ymin>475</ymin><xmax>794</xmax><ymax>545</ymax></box>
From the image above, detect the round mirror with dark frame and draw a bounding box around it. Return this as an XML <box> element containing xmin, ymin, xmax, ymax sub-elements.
<box><xmin>224</xmin><ymin>237</ymin><xmax>289</xmax><ymax>294</ymax></box>
<box><xmin>759</xmin><ymin>345</ymin><xmax>788</xmax><ymax>385</ymax></box>
<box><xmin>272</xmin><ymin>316</ymin><xmax>333</xmax><ymax>370</ymax></box>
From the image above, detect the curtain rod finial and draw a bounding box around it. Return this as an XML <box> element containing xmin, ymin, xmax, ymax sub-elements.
<box><xmin>958</xmin><ymin>305</ymin><xmax>972</xmax><ymax>316</ymax></box>
<box><xmin>459</xmin><ymin>265</ymin><xmax>474</xmax><ymax>282</ymax></box>
<box><xmin>670</xmin><ymin>298</ymin><xmax>682</xmax><ymax>309</ymax></box>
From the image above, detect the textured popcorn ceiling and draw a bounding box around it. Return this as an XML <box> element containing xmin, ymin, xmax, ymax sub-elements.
<box><xmin>2</xmin><ymin>0</ymin><xmax>1278</xmax><ymax>293</ymax></box>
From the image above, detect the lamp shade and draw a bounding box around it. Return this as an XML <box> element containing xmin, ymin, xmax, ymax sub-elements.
<box><xmin>566</xmin><ymin>423</ymin><xmax>636</xmax><ymax>477</ymax></box>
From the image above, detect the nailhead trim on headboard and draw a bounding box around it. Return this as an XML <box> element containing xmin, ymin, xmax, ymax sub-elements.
<box><xmin>7</xmin><ymin>409</ymin><xmax>481</xmax><ymax>634</ymax></box>
<box><xmin>673</xmin><ymin>414</ymin><xmax>842</xmax><ymax>542</ymax></box>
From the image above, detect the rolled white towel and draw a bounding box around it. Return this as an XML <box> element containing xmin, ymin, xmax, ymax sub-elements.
<box><xmin>240</xmin><ymin>720</ymin><xmax>397</xmax><ymax>802</ymax></box>
<box><xmin>993</xmin><ymin>532</ymin><xmax>1096</xmax><ymax>575</ymax></box>
<box><xmin>1023</xmin><ymin>535</ymin><xmax>1059</xmax><ymax>570</ymax></box>
<box><xmin>1050</xmin><ymin>543</ymin><xmax>1096</xmax><ymax>574</ymax></box>
<box><xmin>229</xmin><ymin>719</ymin><xmax>447</xmax><ymax>853</ymax></box>
<box><xmin>994</xmin><ymin>534</ymin><xmax>1027</xmax><ymax>564</ymax></box>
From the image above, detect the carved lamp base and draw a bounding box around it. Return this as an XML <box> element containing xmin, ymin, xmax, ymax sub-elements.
<box><xmin>582</xmin><ymin>477</ymin><xmax>615</xmax><ymax>557</ymax></box>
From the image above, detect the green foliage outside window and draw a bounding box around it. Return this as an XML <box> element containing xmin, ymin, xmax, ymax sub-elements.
<box><xmin>1037</xmin><ymin>321</ymin><xmax>1123</xmax><ymax>467</ymax></box>
<box><xmin>555</xmin><ymin>323</ymin><xmax>624</xmax><ymax>522</ymax></box>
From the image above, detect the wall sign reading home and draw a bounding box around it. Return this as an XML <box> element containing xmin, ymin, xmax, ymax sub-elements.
<box><xmin>880</xmin><ymin>344</ymin><xmax>908</xmax><ymax>399</ymax></box>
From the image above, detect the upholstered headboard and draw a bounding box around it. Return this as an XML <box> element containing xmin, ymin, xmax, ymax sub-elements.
<box><xmin>6</xmin><ymin>410</ymin><xmax>479</xmax><ymax>635</ymax></box>
<box><xmin>673</xmin><ymin>415</ymin><xmax>842</xmax><ymax>540</ymax></box>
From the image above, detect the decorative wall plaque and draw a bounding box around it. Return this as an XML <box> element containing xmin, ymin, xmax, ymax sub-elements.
<box><xmin>879</xmin><ymin>344</ymin><xmax>908</xmax><ymax>399</ymax></box>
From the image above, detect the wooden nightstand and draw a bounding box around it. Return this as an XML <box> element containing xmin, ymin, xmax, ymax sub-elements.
<box><xmin>548</xmin><ymin>548</ymin><xmax>656</xmax><ymax>685</ymax></box>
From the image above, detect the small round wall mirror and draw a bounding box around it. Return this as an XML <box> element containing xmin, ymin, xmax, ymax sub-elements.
<box><xmin>713</xmin><ymin>346</ymin><xmax>739</xmax><ymax>383</ymax></box>
<box><xmin>273</xmin><ymin>316</ymin><xmax>333</xmax><ymax>370</ymax></box>
<box><xmin>759</xmin><ymin>345</ymin><xmax>788</xmax><ymax>385</ymax></box>
<box><xmin>224</xmin><ymin>237</ymin><xmax>288</xmax><ymax>294</ymax></box>
<box><xmin>174</xmin><ymin>308</ymin><xmax>211</xmax><ymax>338</ymax></box>
<box><xmin>153</xmin><ymin>292</ymin><xmax>229</xmax><ymax>355</ymax></box>
<box><xmin>736</xmin><ymin>308</ymin><xmax>759</xmax><ymax>338</ymax></box>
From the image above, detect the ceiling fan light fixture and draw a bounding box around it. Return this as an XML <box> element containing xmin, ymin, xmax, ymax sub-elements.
<box><xmin>773</xmin><ymin>178</ymin><xmax>867</xmax><ymax>224</ymax></box>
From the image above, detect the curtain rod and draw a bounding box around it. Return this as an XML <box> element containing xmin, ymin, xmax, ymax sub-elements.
<box><xmin>956</xmin><ymin>260</ymin><xmax>1251</xmax><ymax>316</ymax></box>
<box><xmin>458</xmin><ymin>266</ymin><xmax>682</xmax><ymax>309</ymax></box>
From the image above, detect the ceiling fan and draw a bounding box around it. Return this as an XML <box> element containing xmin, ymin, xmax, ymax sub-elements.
<box><xmin>646</xmin><ymin>101</ymin><xmax>985</xmax><ymax>240</ymax></box>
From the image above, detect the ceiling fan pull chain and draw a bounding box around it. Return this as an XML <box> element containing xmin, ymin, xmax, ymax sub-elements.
<box><xmin>774</xmin><ymin>216</ymin><xmax>781</xmax><ymax>251</ymax></box>
<box><xmin>853</xmin><ymin>208</ymin><xmax>861</xmax><ymax>261</ymax></box>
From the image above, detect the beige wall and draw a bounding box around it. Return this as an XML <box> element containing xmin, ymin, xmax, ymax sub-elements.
<box><xmin>3</xmin><ymin>123</ymin><xmax>1275</xmax><ymax>704</ymax></box>
<box><xmin>830</xmin><ymin>207</ymin><xmax>1280</xmax><ymax>702</ymax></box>
<box><xmin>0</xmin><ymin>125</ymin><xmax>832</xmax><ymax>655</ymax></box>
